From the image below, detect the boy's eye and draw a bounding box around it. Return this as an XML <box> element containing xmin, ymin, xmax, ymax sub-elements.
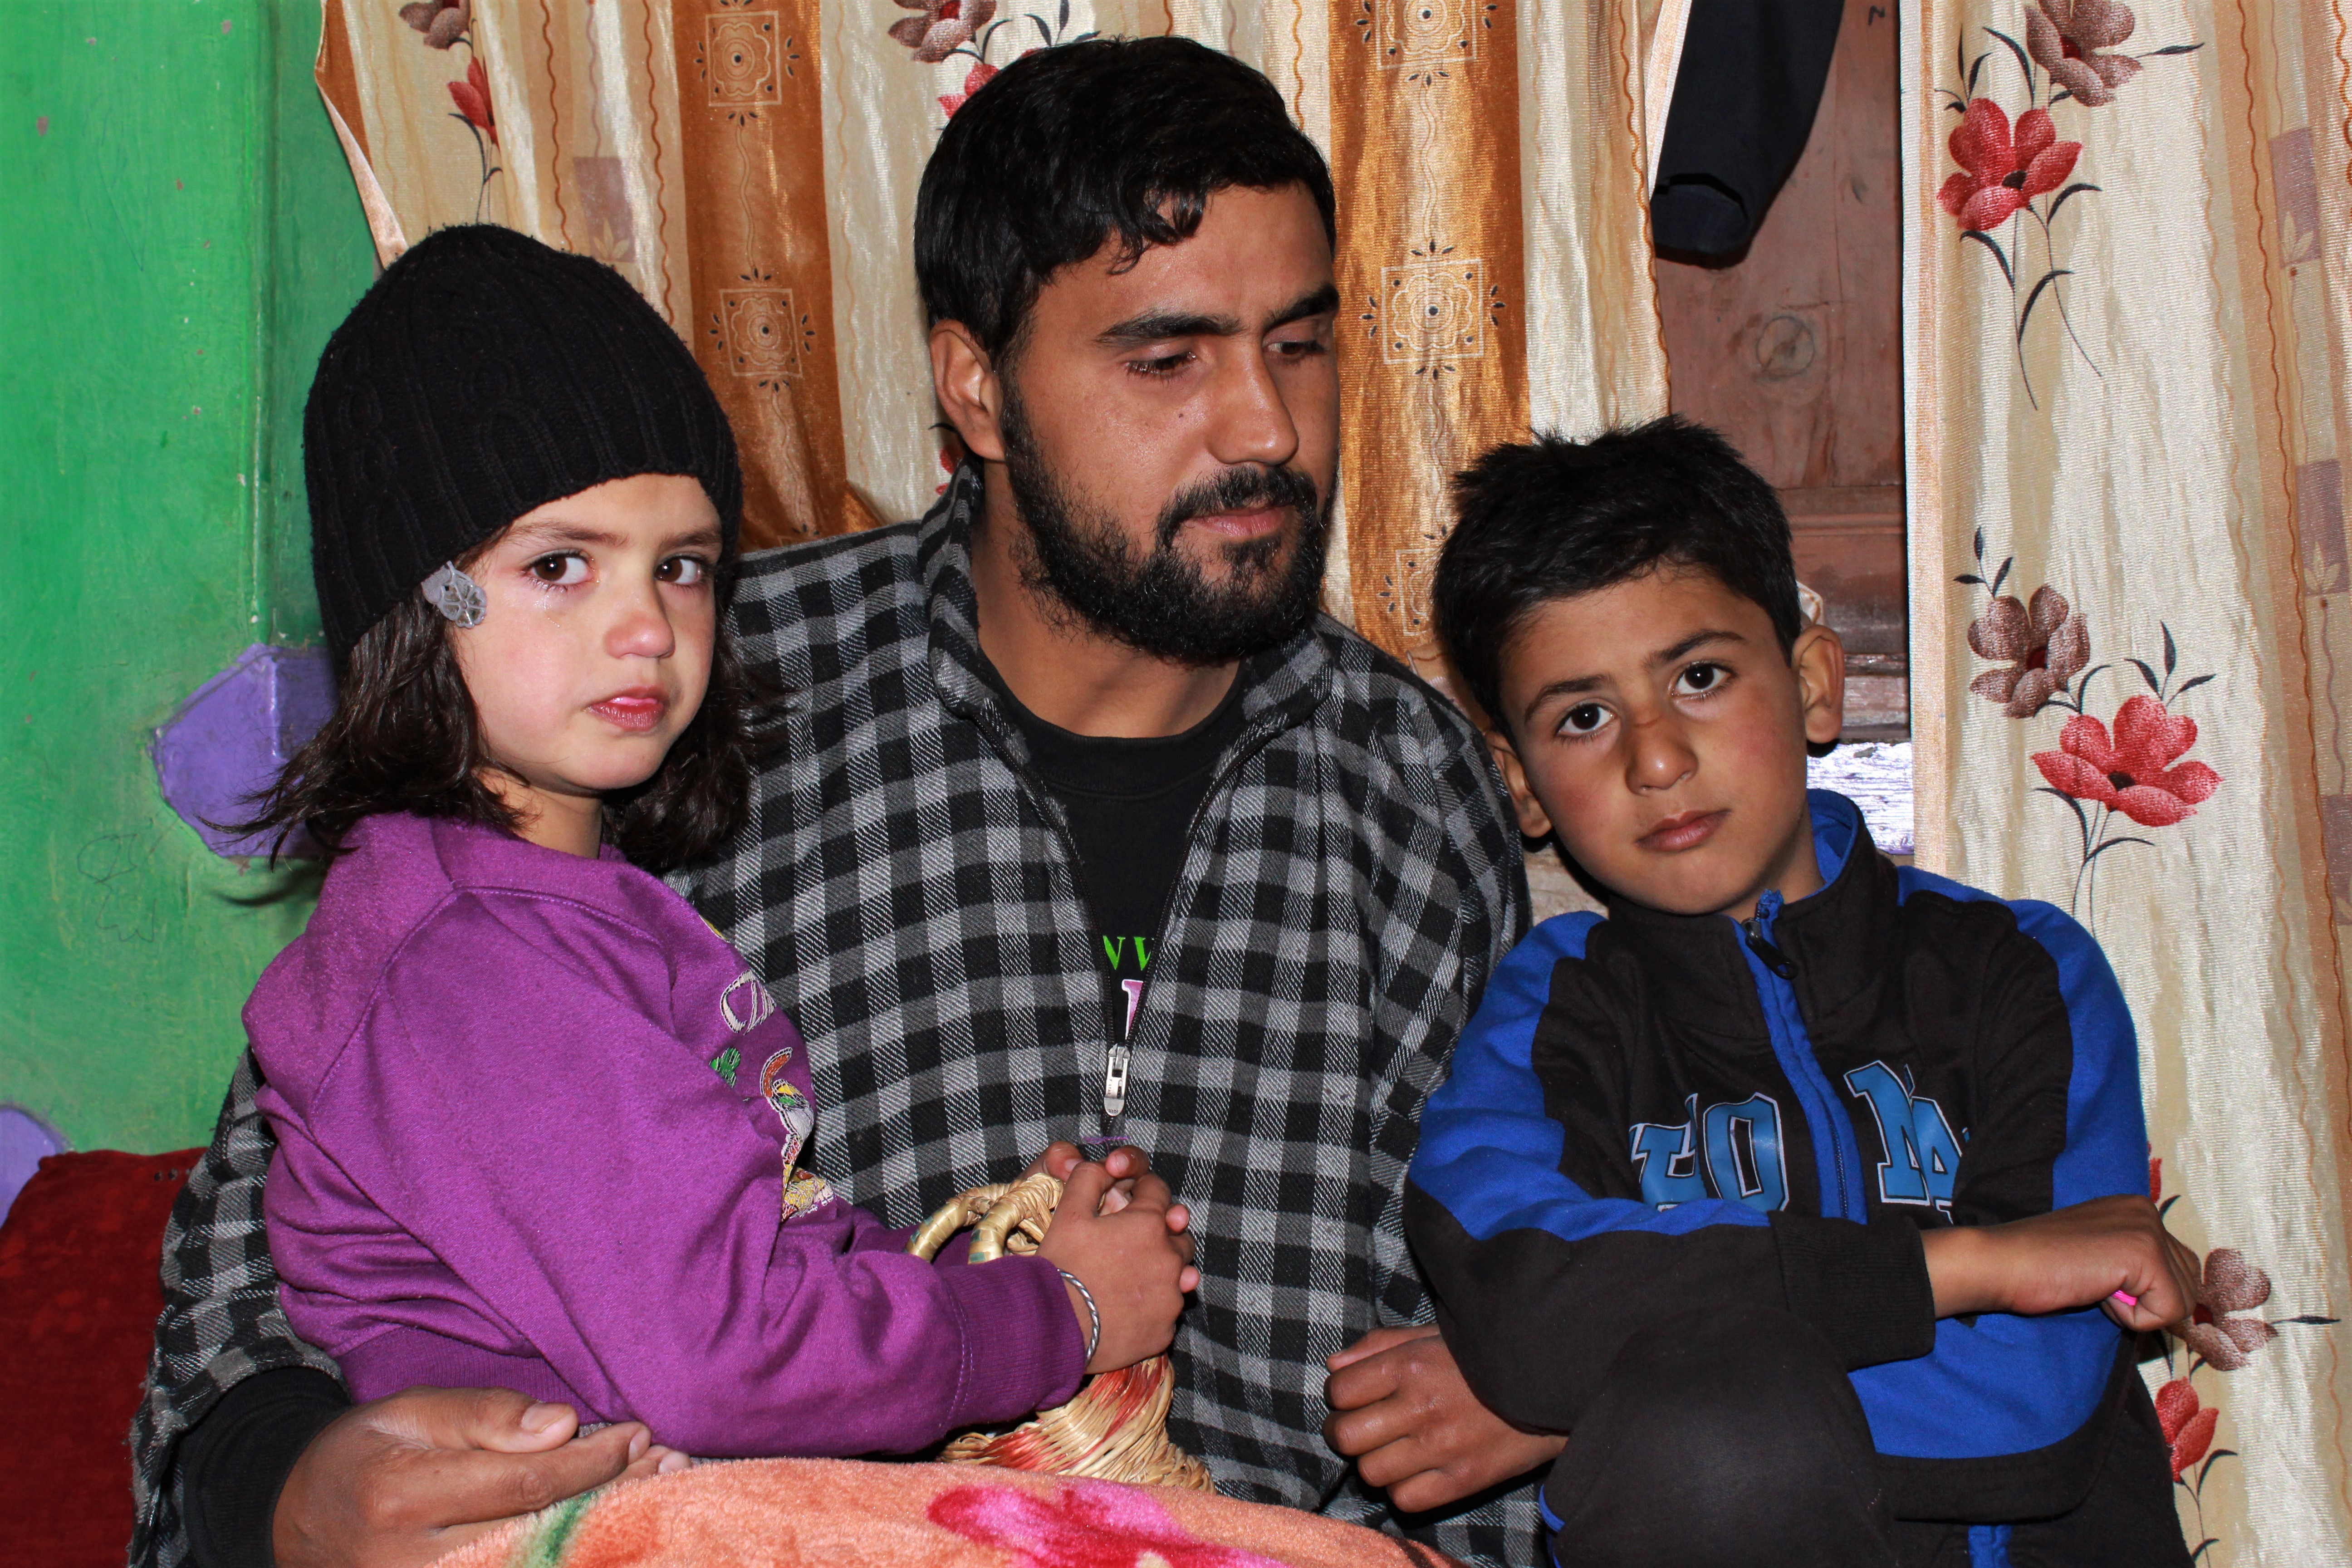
<box><xmin>1559</xmin><ymin>701</ymin><xmax>1613</xmax><ymax>738</ymax></box>
<box><xmin>657</xmin><ymin>555</ymin><xmax>710</xmax><ymax>587</ymax></box>
<box><xmin>1673</xmin><ymin>662</ymin><xmax>1729</xmax><ymax>696</ymax></box>
<box><xmin>529</xmin><ymin>553</ymin><xmax>588</xmax><ymax>586</ymax></box>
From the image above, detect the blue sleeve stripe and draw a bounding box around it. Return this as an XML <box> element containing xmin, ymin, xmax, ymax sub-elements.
<box><xmin>1872</xmin><ymin>870</ymin><xmax>2139</xmax><ymax>1457</ymax></box>
<box><xmin>2008</xmin><ymin>900</ymin><xmax>2147</xmax><ymax>1207</ymax></box>
<box><xmin>1894</xmin><ymin>870</ymin><xmax>2147</xmax><ymax>1207</ymax></box>
<box><xmin>1413</xmin><ymin>911</ymin><xmax>1771</xmax><ymax>1243</ymax></box>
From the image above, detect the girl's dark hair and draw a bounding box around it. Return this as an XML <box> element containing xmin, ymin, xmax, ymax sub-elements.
<box><xmin>241</xmin><ymin>556</ymin><xmax>780</xmax><ymax>874</ymax></box>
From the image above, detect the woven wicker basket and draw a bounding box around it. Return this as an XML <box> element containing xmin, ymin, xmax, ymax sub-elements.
<box><xmin>907</xmin><ymin>1172</ymin><xmax>1213</xmax><ymax>1491</ymax></box>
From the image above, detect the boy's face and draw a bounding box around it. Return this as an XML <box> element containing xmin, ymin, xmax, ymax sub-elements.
<box><xmin>1487</xmin><ymin>566</ymin><xmax>1846</xmax><ymax>921</ymax></box>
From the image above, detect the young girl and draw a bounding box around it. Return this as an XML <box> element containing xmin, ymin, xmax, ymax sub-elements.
<box><xmin>245</xmin><ymin>224</ymin><xmax>1192</xmax><ymax>1458</ymax></box>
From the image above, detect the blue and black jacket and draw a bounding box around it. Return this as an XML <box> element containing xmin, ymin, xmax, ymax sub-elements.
<box><xmin>1405</xmin><ymin>791</ymin><xmax>2151</xmax><ymax>1521</ymax></box>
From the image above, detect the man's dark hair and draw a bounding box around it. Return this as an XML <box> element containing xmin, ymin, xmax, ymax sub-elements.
<box><xmin>1433</xmin><ymin>416</ymin><xmax>1803</xmax><ymax>728</ymax></box>
<box><xmin>238</xmin><ymin>549</ymin><xmax>779</xmax><ymax>875</ymax></box>
<box><xmin>914</xmin><ymin>36</ymin><xmax>1336</xmax><ymax>362</ymax></box>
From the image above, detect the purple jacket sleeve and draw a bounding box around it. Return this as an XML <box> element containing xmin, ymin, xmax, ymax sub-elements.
<box><xmin>261</xmin><ymin>902</ymin><xmax>1085</xmax><ymax>1457</ymax></box>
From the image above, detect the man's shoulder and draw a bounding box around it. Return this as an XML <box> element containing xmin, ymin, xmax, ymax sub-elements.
<box><xmin>734</xmin><ymin>519</ymin><xmax>926</xmax><ymax>605</ymax></box>
<box><xmin>1305</xmin><ymin>614</ymin><xmax>1490</xmax><ymax>764</ymax></box>
<box><xmin>729</xmin><ymin>520</ymin><xmax>929</xmax><ymax>685</ymax></box>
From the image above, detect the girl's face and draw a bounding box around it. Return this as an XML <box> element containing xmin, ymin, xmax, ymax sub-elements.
<box><xmin>453</xmin><ymin>473</ymin><xmax>722</xmax><ymax>833</ymax></box>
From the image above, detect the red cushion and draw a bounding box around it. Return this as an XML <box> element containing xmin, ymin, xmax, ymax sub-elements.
<box><xmin>0</xmin><ymin>1149</ymin><xmax>200</xmax><ymax>1568</ymax></box>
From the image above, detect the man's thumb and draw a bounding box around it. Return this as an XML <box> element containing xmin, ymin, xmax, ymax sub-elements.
<box><xmin>449</xmin><ymin>1387</ymin><xmax>578</xmax><ymax>1452</ymax></box>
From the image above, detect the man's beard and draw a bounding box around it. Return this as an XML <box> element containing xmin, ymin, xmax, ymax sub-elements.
<box><xmin>998</xmin><ymin>387</ymin><xmax>1331</xmax><ymax>668</ymax></box>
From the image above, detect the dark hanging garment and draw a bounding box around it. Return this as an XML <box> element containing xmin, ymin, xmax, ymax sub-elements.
<box><xmin>1650</xmin><ymin>0</ymin><xmax>1847</xmax><ymax>256</ymax></box>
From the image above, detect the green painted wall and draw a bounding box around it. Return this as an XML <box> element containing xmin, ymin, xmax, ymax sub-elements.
<box><xmin>0</xmin><ymin>2</ymin><xmax>375</xmax><ymax>1152</ymax></box>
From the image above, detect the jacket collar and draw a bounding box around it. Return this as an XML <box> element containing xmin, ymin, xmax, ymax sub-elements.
<box><xmin>1599</xmin><ymin>791</ymin><xmax>1897</xmax><ymax>1039</ymax></box>
<box><xmin>917</xmin><ymin>460</ymin><xmax>1334</xmax><ymax>768</ymax></box>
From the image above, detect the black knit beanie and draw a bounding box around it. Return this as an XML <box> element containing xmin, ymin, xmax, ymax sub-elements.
<box><xmin>304</xmin><ymin>224</ymin><xmax>741</xmax><ymax>666</ymax></box>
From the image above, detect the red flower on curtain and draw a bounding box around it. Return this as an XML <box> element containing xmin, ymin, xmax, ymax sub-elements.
<box><xmin>940</xmin><ymin>61</ymin><xmax>998</xmax><ymax>116</ymax></box>
<box><xmin>891</xmin><ymin>0</ymin><xmax>998</xmax><ymax>64</ymax></box>
<box><xmin>398</xmin><ymin>0</ymin><xmax>469</xmax><ymax>51</ymax></box>
<box><xmin>448</xmin><ymin>57</ymin><xmax>497</xmax><ymax>146</ymax></box>
<box><xmin>2155</xmin><ymin>1379</ymin><xmax>2220</xmax><ymax>1481</ymax></box>
<box><xmin>2025</xmin><ymin>0</ymin><xmax>2142</xmax><ymax>107</ymax></box>
<box><xmin>2182</xmin><ymin>1250</ymin><xmax>2277</xmax><ymax>1371</ymax></box>
<box><xmin>1968</xmin><ymin>585</ymin><xmax>2090</xmax><ymax>716</ymax></box>
<box><xmin>1938</xmin><ymin>100</ymin><xmax>2081</xmax><ymax>231</ymax></box>
<box><xmin>2031</xmin><ymin>695</ymin><xmax>2220</xmax><ymax>826</ymax></box>
<box><xmin>928</xmin><ymin>1481</ymin><xmax>1284</xmax><ymax>1568</ymax></box>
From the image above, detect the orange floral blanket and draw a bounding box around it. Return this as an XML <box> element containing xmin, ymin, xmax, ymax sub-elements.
<box><xmin>438</xmin><ymin>1459</ymin><xmax>1457</xmax><ymax>1568</ymax></box>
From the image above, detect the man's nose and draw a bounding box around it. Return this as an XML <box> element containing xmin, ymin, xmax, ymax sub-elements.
<box><xmin>1625</xmin><ymin>712</ymin><xmax>1698</xmax><ymax>794</ymax></box>
<box><xmin>1204</xmin><ymin>348</ymin><xmax>1300</xmax><ymax>471</ymax></box>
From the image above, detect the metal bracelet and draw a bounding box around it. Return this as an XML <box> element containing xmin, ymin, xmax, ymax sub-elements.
<box><xmin>1057</xmin><ymin>1267</ymin><xmax>1102</xmax><ymax>1364</ymax></box>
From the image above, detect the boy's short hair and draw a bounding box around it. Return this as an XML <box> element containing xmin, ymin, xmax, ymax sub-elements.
<box><xmin>914</xmin><ymin>37</ymin><xmax>1336</xmax><ymax>363</ymax></box>
<box><xmin>1433</xmin><ymin>416</ymin><xmax>1804</xmax><ymax>726</ymax></box>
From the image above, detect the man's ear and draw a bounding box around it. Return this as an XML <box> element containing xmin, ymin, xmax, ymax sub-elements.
<box><xmin>1791</xmin><ymin>622</ymin><xmax>1847</xmax><ymax>750</ymax></box>
<box><xmin>1485</xmin><ymin>729</ymin><xmax>1557</xmax><ymax>841</ymax></box>
<box><xmin>928</xmin><ymin>320</ymin><xmax>1007</xmax><ymax>463</ymax></box>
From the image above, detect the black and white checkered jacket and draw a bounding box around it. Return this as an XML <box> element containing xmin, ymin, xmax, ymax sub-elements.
<box><xmin>131</xmin><ymin>466</ymin><xmax>1539</xmax><ymax>1565</ymax></box>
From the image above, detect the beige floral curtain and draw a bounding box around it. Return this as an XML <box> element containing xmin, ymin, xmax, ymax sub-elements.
<box><xmin>1903</xmin><ymin>0</ymin><xmax>2352</xmax><ymax>1556</ymax></box>
<box><xmin>313</xmin><ymin>0</ymin><xmax>1676</xmax><ymax>684</ymax></box>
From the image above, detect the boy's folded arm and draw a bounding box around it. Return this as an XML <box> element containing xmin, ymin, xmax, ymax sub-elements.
<box><xmin>1403</xmin><ymin>924</ymin><xmax>1934</xmax><ymax>1433</ymax></box>
<box><xmin>1405</xmin><ymin>1121</ymin><xmax>1937</xmax><ymax>1433</ymax></box>
<box><xmin>267</xmin><ymin>922</ymin><xmax>1085</xmax><ymax>1458</ymax></box>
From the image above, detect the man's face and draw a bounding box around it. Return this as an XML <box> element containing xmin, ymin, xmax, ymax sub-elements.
<box><xmin>1488</xmin><ymin>567</ymin><xmax>1844</xmax><ymax>921</ymax></box>
<box><xmin>986</xmin><ymin>183</ymin><xmax>1340</xmax><ymax>665</ymax></box>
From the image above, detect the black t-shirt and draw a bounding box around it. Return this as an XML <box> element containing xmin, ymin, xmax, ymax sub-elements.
<box><xmin>985</xmin><ymin>660</ymin><xmax>1250</xmax><ymax>1040</ymax></box>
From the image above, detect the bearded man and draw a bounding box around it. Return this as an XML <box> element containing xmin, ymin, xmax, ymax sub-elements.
<box><xmin>136</xmin><ymin>37</ymin><xmax>1557</xmax><ymax>1568</ymax></box>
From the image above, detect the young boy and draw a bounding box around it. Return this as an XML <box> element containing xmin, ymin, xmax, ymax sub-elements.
<box><xmin>1405</xmin><ymin>417</ymin><xmax>2200</xmax><ymax>1567</ymax></box>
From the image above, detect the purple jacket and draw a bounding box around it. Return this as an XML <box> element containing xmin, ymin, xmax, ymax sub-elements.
<box><xmin>251</xmin><ymin>812</ymin><xmax>1084</xmax><ymax>1456</ymax></box>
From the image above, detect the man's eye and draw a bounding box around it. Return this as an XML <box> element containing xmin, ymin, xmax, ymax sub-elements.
<box><xmin>1270</xmin><ymin>337</ymin><xmax>1328</xmax><ymax>361</ymax></box>
<box><xmin>529</xmin><ymin>554</ymin><xmax>589</xmax><ymax>585</ymax></box>
<box><xmin>1559</xmin><ymin>702</ymin><xmax>1612</xmax><ymax>737</ymax></box>
<box><xmin>657</xmin><ymin>555</ymin><xmax>710</xmax><ymax>586</ymax></box>
<box><xmin>1128</xmin><ymin>352</ymin><xmax>1195</xmax><ymax>379</ymax></box>
<box><xmin>1674</xmin><ymin>662</ymin><xmax>1728</xmax><ymax>696</ymax></box>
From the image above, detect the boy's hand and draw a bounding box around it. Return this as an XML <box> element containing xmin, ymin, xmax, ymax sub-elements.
<box><xmin>1922</xmin><ymin>1194</ymin><xmax>2201</xmax><ymax>1331</ymax></box>
<box><xmin>1323</xmin><ymin>1325</ymin><xmax>1566</xmax><ymax>1514</ymax></box>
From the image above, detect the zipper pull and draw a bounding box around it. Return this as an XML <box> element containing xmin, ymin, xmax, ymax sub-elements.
<box><xmin>1740</xmin><ymin>916</ymin><xmax>1796</xmax><ymax>978</ymax></box>
<box><xmin>1102</xmin><ymin>1042</ymin><xmax>1131</xmax><ymax>1122</ymax></box>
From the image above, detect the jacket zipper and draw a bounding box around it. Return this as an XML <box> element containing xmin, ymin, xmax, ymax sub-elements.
<box><xmin>1738</xmin><ymin>892</ymin><xmax>1869</xmax><ymax>1222</ymax></box>
<box><xmin>982</xmin><ymin>705</ymin><xmax>1287</xmax><ymax>1133</ymax></box>
<box><xmin>1096</xmin><ymin>715</ymin><xmax>1287</xmax><ymax>1128</ymax></box>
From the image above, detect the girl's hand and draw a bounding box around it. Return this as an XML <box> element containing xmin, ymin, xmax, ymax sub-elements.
<box><xmin>1037</xmin><ymin>1161</ymin><xmax>1198</xmax><ymax>1372</ymax></box>
<box><xmin>1020</xmin><ymin>1142</ymin><xmax>1195</xmax><ymax>1240</ymax></box>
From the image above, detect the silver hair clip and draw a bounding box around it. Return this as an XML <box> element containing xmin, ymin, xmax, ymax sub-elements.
<box><xmin>420</xmin><ymin>562</ymin><xmax>486</xmax><ymax>628</ymax></box>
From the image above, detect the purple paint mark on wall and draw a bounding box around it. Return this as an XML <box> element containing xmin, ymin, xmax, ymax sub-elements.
<box><xmin>153</xmin><ymin>644</ymin><xmax>336</xmax><ymax>858</ymax></box>
<box><xmin>0</xmin><ymin>1107</ymin><xmax>68</xmax><ymax>1231</ymax></box>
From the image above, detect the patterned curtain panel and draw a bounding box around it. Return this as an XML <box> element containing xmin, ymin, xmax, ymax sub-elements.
<box><xmin>1902</xmin><ymin>0</ymin><xmax>2352</xmax><ymax>1557</ymax></box>
<box><xmin>312</xmin><ymin>0</ymin><xmax>1671</xmax><ymax>679</ymax></box>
